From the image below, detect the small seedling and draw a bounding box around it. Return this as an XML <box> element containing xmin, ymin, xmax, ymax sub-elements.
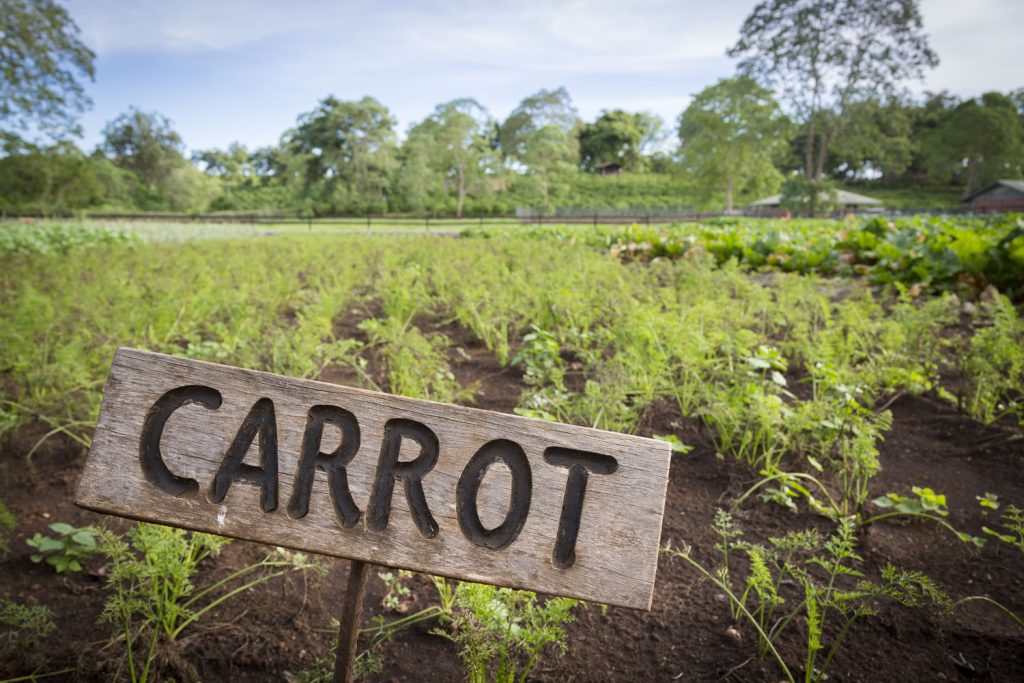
<box><xmin>654</xmin><ymin>434</ymin><xmax>694</xmax><ymax>454</ymax></box>
<box><xmin>378</xmin><ymin>569</ymin><xmax>414</xmax><ymax>613</ymax></box>
<box><xmin>869</xmin><ymin>487</ymin><xmax>985</xmax><ymax>547</ymax></box>
<box><xmin>1</xmin><ymin>598</ymin><xmax>56</xmax><ymax>659</ymax></box>
<box><xmin>0</xmin><ymin>499</ymin><xmax>15</xmax><ymax>559</ymax></box>
<box><xmin>977</xmin><ymin>493</ymin><xmax>1000</xmax><ymax>511</ymax></box>
<box><xmin>27</xmin><ymin>522</ymin><xmax>97</xmax><ymax>573</ymax></box>
<box><xmin>983</xmin><ymin>505</ymin><xmax>1024</xmax><ymax>554</ymax></box>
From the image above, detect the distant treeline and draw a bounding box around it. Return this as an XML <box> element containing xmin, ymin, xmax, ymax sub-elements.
<box><xmin>1</xmin><ymin>87</ymin><xmax>1021</xmax><ymax>217</ymax></box>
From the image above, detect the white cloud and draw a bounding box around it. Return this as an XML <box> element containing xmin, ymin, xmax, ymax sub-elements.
<box><xmin>391</xmin><ymin>1</ymin><xmax>744</xmax><ymax>74</ymax></box>
<box><xmin>72</xmin><ymin>0</ymin><xmax>748</xmax><ymax>72</ymax></box>
<box><xmin>919</xmin><ymin>0</ymin><xmax>1024</xmax><ymax>95</ymax></box>
<box><xmin>72</xmin><ymin>0</ymin><xmax>357</xmax><ymax>53</ymax></box>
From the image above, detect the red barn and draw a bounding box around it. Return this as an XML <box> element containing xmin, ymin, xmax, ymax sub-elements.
<box><xmin>963</xmin><ymin>180</ymin><xmax>1024</xmax><ymax>212</ymax></box>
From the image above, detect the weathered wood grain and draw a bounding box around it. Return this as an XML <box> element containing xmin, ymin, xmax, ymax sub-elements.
<box><xmin>76</xmin><ymin>348</ymin><xmax>671</xmax><ymax>609</ymax></box>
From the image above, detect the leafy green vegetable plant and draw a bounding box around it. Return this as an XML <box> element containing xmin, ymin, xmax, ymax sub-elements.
<box><xmin>654</xmin><ymin>433</ymin><xmax>693</xmax><ymax>454</ymax></box>
<box><xmin>27</xmin><ymin>522</ymin><xmax>97</xmax><ymax>573</ymax></box>
<box><xmin>700</xmin><ymin>345</ymin><xmax>794</xmax><ymax>471</ymax></box>
<box><xmin>868</xmin><ymin>487</ymin><xmax>985</xmax><ymax>547</ymax></box>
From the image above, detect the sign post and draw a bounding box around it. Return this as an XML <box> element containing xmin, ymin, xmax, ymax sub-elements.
<box><xmin>333</xmin><ymin>558</ymin><xmax>370</xmax><ymax>683</ymax></box>
<box><xmin>77</xmin><ymin>348</ymin><xmax>672</xmax><ymax>676</ymax></box>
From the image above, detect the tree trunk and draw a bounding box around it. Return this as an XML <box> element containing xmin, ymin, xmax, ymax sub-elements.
<box><xmin>814</xmin><ymin>131</ymin><xmax>830</xmax><ymax>181</ymax></box>
<box><xmin>805</xmin><ymin>114</ymin><xmax>817</xmax><ymax>179</ymax></box>
<box><xmin>964</xmin><ymin>157</ymin><xmax>980</xmax><ymax>199</ymax></box>
<box><xmin>456</xmin><ymin>164</ymin><xmax>466</xmax><ymax>218</ymax></box>
<box><xmin>725</xmin><ymin>173</ymin><xmax>734</xmax><ymax>213</ymax></box>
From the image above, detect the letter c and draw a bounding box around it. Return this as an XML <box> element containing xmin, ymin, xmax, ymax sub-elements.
<box><xmin>139</xmin><ymin>385</ymin><xmax>222</xmax><ymax>496</ymax></box>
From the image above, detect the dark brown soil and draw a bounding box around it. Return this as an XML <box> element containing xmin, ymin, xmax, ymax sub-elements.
<box><xmin>2</xmin><ymin>326</ymin><xmax>1023</xmax><ymax>682</ymax></box>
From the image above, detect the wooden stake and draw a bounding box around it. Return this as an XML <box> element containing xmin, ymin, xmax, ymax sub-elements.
<box><xmin>333</xmin><ymin>559</ymin><xmax>371</xmax><ymax>683</ymax></box>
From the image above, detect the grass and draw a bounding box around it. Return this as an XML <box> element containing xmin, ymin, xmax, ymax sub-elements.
<box><xmin>837</xmin><ymin>184</ymin><xmax>966</xmax><ymax>210</ymax></box>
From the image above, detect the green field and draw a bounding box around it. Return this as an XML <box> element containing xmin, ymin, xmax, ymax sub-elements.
<box><xmin>2</xmin><ymin>216</ymin><xmax>1023</xmax><ymax>681</ymax></box>
<box><xmin>3</xmin><ymin>214</ymin><xmax>1022</xmax><ymax>450</ymax></box>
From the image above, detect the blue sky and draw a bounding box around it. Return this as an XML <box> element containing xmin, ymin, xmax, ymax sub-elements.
<box><xmin>69</xmin><ymin>0</ymin><xmax>1024</xmax><ymax>154</ymax></box>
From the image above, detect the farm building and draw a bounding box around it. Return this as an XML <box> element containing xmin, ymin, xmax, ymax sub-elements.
<box><xmin>962</xmin><ymin>180</ymin><xmax>1024</xmax><ymax>212</ymax></box>
<box><xmin>749</xmin><ymin>189</ymin><xmax>883</xmax><ymax>215</ymax></box>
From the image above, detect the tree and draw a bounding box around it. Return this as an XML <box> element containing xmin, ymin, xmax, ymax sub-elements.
<box><xmin>780</xmin><ymin>174</ymin><xmax>838</xmax><ymax>215</ymax></box>
<box><xmin>285</xmin><ymin>96</ymin><xmax>398</xmax><ymax>213</ymax></box>
<box><xmin>394</xmin><ymin>125</ymin><xmax>442</xmax><ymax>213</ymax></box>
<box><xmin>920</xmin><ymin>92</ymin><xmax>1023</xmax><ymax>197</ymax></box>
<box><xmin>193</xmin><ymin>143</ymin><xmax>252</xmax><ymax>181</ymax></box>
<box><xmin>99</xmin><ymin>108</ymin><xmax>219</xmax><ymax>211</ymax></box>
<box><xmin>100</xmin><ymin>108</ymin><xmax>185</xmax><ymax>188</ymax></box>
<box><xmin>824</xmin><ymin>98</ymin><xmax>914</xmax><ymax>180</ymax></box>
<box><xmin>578</xmin><ymin>110</ymin><xmax>655</xmax><ymax>172</ymax></box>
<box><xmin>678</xmin><ymin>76</ymin><xmax>791</xmax><ymax>212</ymax></box>
<box><xmin>0</xmin><ymin>0</ymin><xmax>95</xmax><ymax>141</ymax></box>
<box><xmin>498</xmin><ymin>88</ymin><xmax>579</xmax><ymax>165</ymax></box>
<box><xmin>497</xmin><ymin>89</ymin><xmax>579</xmax><ymax>212</ymax></box>
<box><xmin>520</xmin><ymin>124</ymin><xmax>578</xmax><ymax>212</ymax></box>
<box><xmin>400</xmin><ymin>99</ymin><xmax>496</xmax><ymax>216</ymax></box>
<box><xmin>728</xmin><ymin>0</ymin><xmax>937</xmax><ymax>180</ymax></box>
<box><xmin>0</xmin><ymin>141</ymin><xmax>102</xmax><ymax>213</ymax></box>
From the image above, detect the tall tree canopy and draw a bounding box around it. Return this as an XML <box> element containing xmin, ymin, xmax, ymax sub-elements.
<box><xmin>0</xmin><ymin>0</ymin><xmax>95</xmax><ymax>141</ymax></box>
<box><xmin>824</xmin><ymin>98</ymin><xmax>914</xmax><ymax>180</ymax></box>
<box><xmin>498</xmin><ymin>87</ymin><xmax>578</xmax><ymax>165</ymax></box>
<box><xmin>578</xmin><ymin>110</ymin><xmax>662</xmax><ymax>172</ymax></box>
<box><xmin>193</xmin><ymin>143</ymin><xmax>252</xmax><ymax>181</ymax></box>
<box><xmin>920</xmin><ymin>92</ymin><xmax>1023</xmax><ymax>197</ymax></box>
<box><xmin>678</xmin><ymin>76</ymin><xmax>791</xmax><ymax>211</ymax></box>
<box><xmin>100</xmin><ymin>108</ymin><xmax>185</xmax><ymax>188</ymax></box>
<box><xmin>285</xmin><ymin>96</ymin><xmax>398</xmax><ymax>212</ymax></box>
<box><xmin>728</xmin><ymin>0</ymin><xmax>937</xmax><ymax>179</ymax></box>
<box><xmin>100</xmin><ymin>108</ymin><xmax>218</xmax><ymax>211</ymax></box>
<box><xmin>0</xmin><ymin>141</ymin><xmax>101</xmax><ymax>213</ymax></box>
<box><xmin>400</xmin><ymin>99</ymin><xmax>496</xmax><ymax>216</ymax></box>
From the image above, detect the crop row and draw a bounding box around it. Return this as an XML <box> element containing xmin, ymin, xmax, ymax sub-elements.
<box><xmin>465</xmin><ymin>213</ymin><xmax>1024</xmax><ymax>297</ymax></box>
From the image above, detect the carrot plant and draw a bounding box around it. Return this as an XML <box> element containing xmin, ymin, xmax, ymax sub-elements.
<box><xmin>95</xmin><ymin>523</ymin><xmax>324</xmax><ymax>683</ymax></box>
<box><xmin>959</xmin><ymin>294</ymin><xmax>1024</xmax><ymax>425</ymax></box>
<box><xmin>1</xmin><ymin>598</ymin><xmax>55</xmax><ymax>660</ymax></box>
<box><xmin>433</xmin><ymin>582</ymin><xmax>578</xmax><ymax>683</ymax></box>
<box><xmin>665</xmin><ymin>514</ymin><xmax>950</xmax><ymax>683</ymax></box>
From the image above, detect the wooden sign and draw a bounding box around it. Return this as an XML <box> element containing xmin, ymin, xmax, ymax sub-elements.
<box><xmin>76</xmin><ymin>348</ymin><xmax>671</xmax><ymax>610</ymax></box>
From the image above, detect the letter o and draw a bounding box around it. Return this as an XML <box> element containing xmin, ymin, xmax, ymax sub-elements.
<box><xmin>456</xmin><ymin>439</ymin><xmax>532</xmax><ymax>550</ymax></box>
